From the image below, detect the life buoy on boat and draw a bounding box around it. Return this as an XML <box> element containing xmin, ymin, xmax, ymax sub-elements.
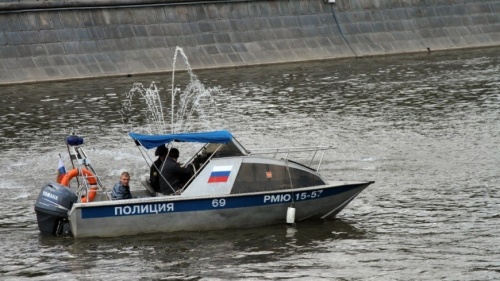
<box><xmin>60</xmin><ymin>168</ymin><xmax>98</xmax><ymax>203</ymax></box>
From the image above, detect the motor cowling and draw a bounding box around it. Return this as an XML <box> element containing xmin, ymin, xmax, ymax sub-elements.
<box><xmin>34</xmin><ymin>182</ymin><xmax>78</xmax><ymax>235</ymax></box>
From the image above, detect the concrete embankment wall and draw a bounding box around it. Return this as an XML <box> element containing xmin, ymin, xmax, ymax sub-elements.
<box><xmin>0</xmin><ymin>0</ymin><xmax>499</xmax><ymax>85</ymax></box>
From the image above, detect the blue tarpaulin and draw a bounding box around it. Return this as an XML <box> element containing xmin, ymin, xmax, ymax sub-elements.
<box><xmin>129</xmin><ymin>130</ymin><xmax>233</xmax><ymax>149</ymax></box>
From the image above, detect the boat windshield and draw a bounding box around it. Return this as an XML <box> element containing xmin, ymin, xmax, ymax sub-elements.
<box><xmin>231</xmin><ymin>163</ymin><xmax>325</xmax><ymax>194</ymax></box>
<box><xmin>205</xmin><ymin>140</ymin><xmax>247</xmax><ymax>158</ymax></box>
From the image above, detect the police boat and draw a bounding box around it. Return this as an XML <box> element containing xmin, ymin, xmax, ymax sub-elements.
<box><xmin>35</xmin><ymin>130</ymin><xmax>374</xmax><ymax>238</ymax></box>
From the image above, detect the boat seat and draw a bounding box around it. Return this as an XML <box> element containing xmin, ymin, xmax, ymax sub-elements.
<box><xmin>140</xmin><ymin>175</ymin><xmax>157</xmax><ymax>197</ymax></box>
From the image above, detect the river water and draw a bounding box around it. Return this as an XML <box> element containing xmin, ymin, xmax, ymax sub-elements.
<box><xmin>0</xmin><ymin>47</ymin><xmax>499</xmax><ymax>280</ymax></box>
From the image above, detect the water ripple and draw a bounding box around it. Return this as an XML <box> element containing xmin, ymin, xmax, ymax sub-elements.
<box><xmin>0</xmin><ymin>47</ymin><xmax>499</xmax><ymax>280</ymax></box>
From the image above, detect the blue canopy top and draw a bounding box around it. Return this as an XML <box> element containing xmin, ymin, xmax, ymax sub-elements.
<box><xmin>129</xmin><ymin>130</ymin><xmax>233</xmax><ymax>149</ymax></box>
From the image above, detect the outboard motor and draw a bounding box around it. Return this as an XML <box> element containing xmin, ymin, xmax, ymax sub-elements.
<box><xmin>34</xmin><ymin>182</ymin><xmax>78</xmax><ymax>236</ymax></box>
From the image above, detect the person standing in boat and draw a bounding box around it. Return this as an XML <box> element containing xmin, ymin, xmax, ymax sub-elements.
<box><xmin>159</xmin><ymin>148</ymin><xmax>193</xmax><ymax>195</ymax></box>
<box><xmin>111</xmin><ymin>171</ymin><xmax>132</xmax><ymax>200</ymax></box>
<box><xmin>150</xmin><ymin>145</ymin><xmax>168</xmax><ymax>193</ymax></box>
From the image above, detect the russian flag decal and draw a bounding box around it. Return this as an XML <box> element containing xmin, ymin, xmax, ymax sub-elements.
<box><xmin>208</xmin><ymin>165</ymin><xmax>232</xmax><ymax>183</ymax></box>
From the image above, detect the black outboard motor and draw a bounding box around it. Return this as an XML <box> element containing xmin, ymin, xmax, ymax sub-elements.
<box><xmin>34</xmin><ymin>182</ymin><xmax>78</xmax><ymax>236</ymax></box>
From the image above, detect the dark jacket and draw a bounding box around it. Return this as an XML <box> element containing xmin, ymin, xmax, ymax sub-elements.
<box><xmin>159</xmin><ymin>157</ymin><xmax>193</xmax><ymax>195</ymax></box>
<box><xmin>111</xmin><ymin>181</ymin><xmax>132</xmax><ymax>200</ymax></box>
<box><xmin>149</xmin><ymin>158</ymin><xmax>163</xmax><ymax>193</ymax></box>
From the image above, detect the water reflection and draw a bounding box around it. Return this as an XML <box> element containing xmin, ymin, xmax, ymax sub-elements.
<box><xmin>31</xmin><ymin>220</ymin><xmax>365</xmax><ymax>280</ymax></box>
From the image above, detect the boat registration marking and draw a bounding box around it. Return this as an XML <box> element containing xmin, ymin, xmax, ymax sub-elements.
<box><xmin>263</xmin><ymin>190</ymin><xmax>323</xmax><ymax>204</ymax></box>
<box><xmin>212</xmin><ymin>198</ymin><xmax>226</xmax><ymax>208</ymax></box>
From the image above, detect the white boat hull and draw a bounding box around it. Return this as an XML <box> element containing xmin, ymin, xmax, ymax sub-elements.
<box><xmin>69</xmin><ymin>181</ymin><xmax>372</xmax><ymax>238</ymax></box>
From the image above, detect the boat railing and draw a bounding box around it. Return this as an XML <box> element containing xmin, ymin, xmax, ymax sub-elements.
<box><xmin>247</xmin><ymin>145</ymin><xmax>335</xmax><ymax>171</ymax></box>
<box><xmin>66</xmin><ymin>139</ymin><xmax>109</xmax><ymax>201</ymax></box>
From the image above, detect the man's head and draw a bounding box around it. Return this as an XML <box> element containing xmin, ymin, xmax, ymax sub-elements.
<box><xmin>120</xmin><ymin>171</ymin><xmax>130</xmax><ymax>186</ymax></box>
<box><xmin>169</xmin><ymin>148</ymin><xmax>180</xmax><ymax>159</ymax></box>
<box><xmin>155</xmin><ymin>145</ymin><xmax>168</xmax><ymax>157</ymax></box>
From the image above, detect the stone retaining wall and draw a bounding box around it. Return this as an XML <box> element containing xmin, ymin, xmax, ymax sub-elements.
<box><xmin>0</xmin><ymin>0</ymin><xmax>499</xmax><ymax>85</ymax></box>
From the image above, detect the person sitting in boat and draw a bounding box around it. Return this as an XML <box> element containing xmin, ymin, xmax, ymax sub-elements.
<box><xmin>111</xmin><ymin>171</ymin><xmax>132</xmax><ymax>200</ymax></box>
<box><xmin>150</xmin><ymin>145</ymin><xmax>168</xmax><ymax>193</ymax></box>
<box><xmin>159</xmin><ymin>148</ymin><xmax>194</xmax><ymax>195</ymax></box>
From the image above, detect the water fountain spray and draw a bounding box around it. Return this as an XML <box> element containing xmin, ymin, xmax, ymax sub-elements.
<box><xmin>121</xmin><ymin>46</ymin><xmax>225</xmax><ymax>135</ymax></box>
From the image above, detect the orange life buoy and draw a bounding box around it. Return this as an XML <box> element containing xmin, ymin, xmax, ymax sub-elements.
<box><xmin>60</xmin><ymin>168</ymin><xmax>98</xmax><ymax>203</ymax></box>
